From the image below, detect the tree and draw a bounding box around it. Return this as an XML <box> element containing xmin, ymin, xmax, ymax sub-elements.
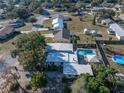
<box><xmin>92</xmin><ymin>14</ymin><xmax>96</xmax><ymax>25</ymax></box>
<box><xmin>63</xmin><ymin>84</ymin><xmax>71</xmax><ymax>93</ymax></box>
<box><xmin>99</xmin><ymin>86</ymin><xmax>110</xmax><ymax>93</ymax></box>
<box><xmin>13</xmin><ymin>32</ymin><xmax>46</xmax><ymax>71</ymax></box>
<box><xmin>72</xmin><ymin>64</ymin><xmax>119</xmax><ymax>93</ymax></box>
<box><xmin>29</xmin><ymin>16</ymin><xmax>37</xmax><ymax>25</ymax></box>
<box><xmin>30</xmin><ymin>72</ymin><xmax>47</xmax><ymax>88</ymax></box>
<box><xmin>16</xmin><ymin>7</ymin><xmax>30</xmax><ymax>19</ymax></box>
<box><xmin>70</xmin><ymin>35</ymin><xmax>80</xmax><ymax>50</ymax></box>
<box><xmin>72</xmin><ymin>75</ymin><xmax>87</xmax><ymax>93</ymax></box>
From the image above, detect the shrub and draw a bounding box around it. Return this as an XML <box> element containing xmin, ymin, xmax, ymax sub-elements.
<box><xmin>25</xmin><ymin>83</ymin><xmax>32</xmax><ymax>90</ymax></box>
<box><xmin>10</xmin><ymin>82</ymin><xmax>19</xmax><ymax>92</ymax></box>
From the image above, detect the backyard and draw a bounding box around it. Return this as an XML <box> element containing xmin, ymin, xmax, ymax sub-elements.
<box><xmin>67</xmin><ymin>15</ymin><xmax>117</xmax><ymax>44</ymax></box>
<box><xmin>105</xmin><ymin>44</ymin><xmax>124</xmax><ymax>74</ymax></box>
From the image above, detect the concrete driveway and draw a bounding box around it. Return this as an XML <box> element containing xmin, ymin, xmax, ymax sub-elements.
<box><xmin>32</xmin><ymin>15</ymin><xmax>49</xmax><ymax>31</ymax></box>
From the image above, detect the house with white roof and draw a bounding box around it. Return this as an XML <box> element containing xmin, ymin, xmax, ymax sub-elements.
<box><xmin>46</xmin><ymin>43</ymin><xmax>73</xmax><ymax>52</ymax></box>
<box><xmin>63</xmin><ymin>63</ymin><xmax>93</xmax><ymax>78</ymax></box>
<box><xmin>46</xmin><ymin>43</ymin><xmax>76</xmax><ymax>66</ymax></box>
<box><xmin>45</xmin><ymin>43</ymin><xmax>94</xmax><ymax>77</ymax></box>
<box><xmin>108</xmin><ymin>23</ymin><xmax>124</xmax><ymax>40</ymax></box>
<box><xmin>52</xmin><ymin>17</ymin><xmax>64</xmax><ymax>31</ymax></box>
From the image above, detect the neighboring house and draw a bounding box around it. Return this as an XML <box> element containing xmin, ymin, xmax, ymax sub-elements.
<box><xmin>101</xmin><ymin>18</ymin><xmax>112</xmax><ymax>26</ymax></box>
<box><xmin>96</xmin><ymin>17</ymin><xmax>112</xmax><ymax>26</ymax></box>
<box><xmin>107</xmin><ymin>28</ymin><xmax>115</xmax><ymax>35</ymax></box>
<box><xmin>90</xmin><ymin>7</ymin><xmax>104</xmax><ymax>15</ymax></box>
<box><xmin>52</xmin><ymin>17</ymin><xmax>64</xmax><ymax>31</ymax></box>
<box><xmin>109</xmin><ymin>23</ymin><xmax>124</xmax><ymax>40</ymax></box>
<box><xmin>0</xmin><ymin>26</ymin><xmax>15</xmax><ymax>40</ymax></box>
<box><xmin>45</xmin><ymin>43</ymin><xmax>94</xmax><ymax>77</ymax></box>
<box><xmin>9</xmin><ymin>19</ymin><xmax>25</xmax><ymax>28</ymax></box>
<box><xmin>54</xmin><ymin>28</ymin><xmax>70</xmax><ymax>42</ymax></box>
<box><xmin>46</xmin><ymin>43</ymin><xmax>73</xmax><ymax>52</ymax></box>
<box><xmin>52</xmin><ymin>17</ymin><xmax>70</xmax><ymax>42</ymax></box>
<box><xmin>114</xmin><ymin>4</ymin><xmax>124</xmax><ymax>13</ymax></box>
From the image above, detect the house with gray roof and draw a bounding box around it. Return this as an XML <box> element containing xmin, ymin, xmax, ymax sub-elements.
<box><xmin>109</xmin><ymin>23</ymin><xmax>124</xmax><ymax>40</ymax></box>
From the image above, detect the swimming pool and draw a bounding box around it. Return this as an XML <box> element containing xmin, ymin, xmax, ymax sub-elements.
<box><xmin>77</xmin><ymin>49</ymin><xmax>95</xmax><ymax>64</ymax></box>
<box><xmin>112</xmin><ymin>55</ymin><xmax>124</xmax><ymax>64</ymax></box>
<box><xmin>78</xmin><ymin>49</ymin><xmax>94</xmax><ymax>56</ymax></box>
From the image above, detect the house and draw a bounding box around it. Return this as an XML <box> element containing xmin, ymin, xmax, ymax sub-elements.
<box><xmin>52</xmin><ymin>17</ymin><xmax>70</xmax><ymax>42</ymax></box>
<box><xmin>96</xmin><ymin>17</ymin><xmax>112</xmax><ymax>26</ymax></box>
<box><xmin>0</xmin><ymin>26</ymin><xmax>15</xmax><ymax>40</ymax></box>
<box><xmin>63</xmin><ymin>63</ymin><xmax>93</xmax><ymax>78</ymax></box>
<box><xmin>109</xmin><ymin>23</ymin><xmax>124</xmax><ymax>40</ymax></box>
<box><xmin>52</xmin><ymin>17</ymin><xmax>64</xmax><ymax>31</ymax></box>
<box><xmin>107</xmin><ymin>28</ymin><xmax>115</xmax><ymax>35</ymax></box>
<box><xmin>114</xmin><ymin>4</ymin><xmax>124</xmax><ymax>13</ymax></box>
<box><xmin>90</xmin><ymin>7</ymin><xmax>104</xmax><ymax>15</ymax></box>
<box><xmin>54</xmin><ymin>28</ymin><xmax>70</xmax><ymax>42</ymax></box>
<box><xmin>46</xmin><ymin>43</ymin><xmax>77</xmax><ymax>66</ymax></box>
<box><xmin>9</xmin><ymin>19</ymin><xmax>25</xmax><ymax>28</ymax></box>
<box><xmin>101</xmin><ymin>18</ymin><xmax>112</xmax><ymax>26</ymax></box>
<box><xmin>46</xmin><ymin>43</ymin><xmax>73</xmax><ymax>52</ymax></box>
<box><xmin>45</xmin><ymin>43</ymin><xmax>94</xmax><ymax>77</ymax></box>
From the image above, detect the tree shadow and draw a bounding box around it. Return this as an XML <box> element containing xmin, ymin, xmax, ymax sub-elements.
<box><xmin>0</xmin><ymin>31</ymin><xmax>21</xmax><ymax>43</ymax></box>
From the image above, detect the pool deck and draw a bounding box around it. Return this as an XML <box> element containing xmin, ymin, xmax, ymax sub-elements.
<box><xmin>76</xmin><ymin>48</ymin><xmax>99</xmax><ymax>63</ymax></box>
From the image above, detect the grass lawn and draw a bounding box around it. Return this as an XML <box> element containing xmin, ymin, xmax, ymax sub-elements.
<box><xmin>67</xmin><ymin>15</ymin><xmax>117</xmax><ymax>44</ymax></box>
<box><xmin>0</xmin><ymin>38</ymin><xmax>15</xmax><ymax>55</ymax></box>
<box><xmin>17</xmin><ymin>23</ymin><xmax>32</xmax><ymax>31</ymax></box>
<box><xmin>43</xmin><ymin>19</ymin><xmax>52</xmax><ymax>28</ymax></box>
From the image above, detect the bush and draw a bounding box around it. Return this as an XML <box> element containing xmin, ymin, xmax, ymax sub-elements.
<box><xmin>30</xmin><ymin>72</ymin><xmax>47</xmax><ymax>88</ymax></box>
<box><xmin>63</xmin><ymin>84</ymin><xmax>71</xmax><ymax>93</ymax></box>
<box><xmin>25</xmin><ymin>83</ymin><xmax>32</xmax><ymax>90</ymax></box>
<box><xmin>11</xmin><ymin>50</ymin><xmax>17</xmax><ymax>58</ymax></box>
<box><xmin>10</xmin><ymin>82</ymin><xmax>19</xmax><ymax>92</ymax></box>
<box><xmin>47</xmin><ymin>64</ymin><xmax>58</xmax><ymax>71</ymax></box>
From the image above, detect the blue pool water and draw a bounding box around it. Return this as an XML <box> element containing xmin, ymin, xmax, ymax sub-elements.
<box><xmin>112</xmin><ymin>55</ymin><xmax>124</xmax><ymax>64</ymax></box>
<box><xmin>78</xmin><ymin>49</ymin><xmax>94</xmax><ymax>56</ymax></box>
<box><xmin>77</xmin><ymin>49</ymin><xmax>94</xmax><ymax>64</ymax></box>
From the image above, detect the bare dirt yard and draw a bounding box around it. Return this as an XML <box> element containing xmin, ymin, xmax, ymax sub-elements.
<box><xmin>67</xmin><ymin>15</ymin><xmax>117</xmax><ymax>44</ymax></box>
<box><xmin>106</xmin><ymin>45</ymin><xmax>124</xmax><ymax>74</ymax></box>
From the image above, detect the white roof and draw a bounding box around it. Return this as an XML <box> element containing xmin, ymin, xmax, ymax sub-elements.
<box><xmin>52</xmin><ymin>18</ymin><xmax>64</xmax><ymax>29</ymax></box>
<box><xmin>47</xmin><ymin>43</ymin><xmax>73</xmax><ymax>52</ymax></box>
<box><xmin>53</xmin><ymin>23</ymin><xmax>63</xmax><ymax>29</ymax></box>
<box><xmin>46</xmin><ymin>51</ymin><xmax>78</xmax><ymax>63</ymax></box>
<box><xmin>63</xmin><ymin>63</ymin><xmax>93</xmax><ymax>75</ymax></box>
<box><xmin>109</xmin><ymin>23</ymin><xmax>124</xmax><ymax>37</ymax></box>
<box><xmin>52</xmin><ymin>18</ymin><xmax>63</xmax><ymax>25</ymax></box>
